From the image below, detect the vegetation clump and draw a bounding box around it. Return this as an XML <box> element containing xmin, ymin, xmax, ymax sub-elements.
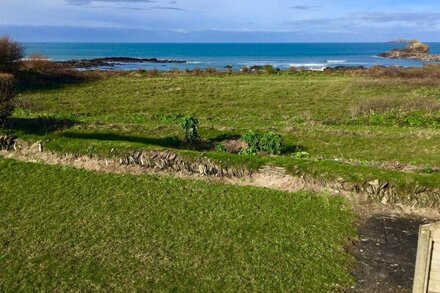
<box><xmin>240</xmin><ymin>130</ymin><xmax>284</xmax><ymax>155</ymax></box>
<box><xmin>0</xmin><ymin>36</ymin><xmax>24</xmax><ymax>74</ymax></box>
<box><xmin>180</xmin><ymin>115</ymin><xmax>199</xmax><ymax>143</ymax></box>
<box><xmin>0</xmin><ymin>73</ymin><xmax>15</xmax><ymax>126</ymax></box>
<box><xmin>263</xmin><ymin>65</ymin><xmax>277</xmax><ymax>74</ymax></box>
<box><xmin>215</xmin><ymin>143</ymin><xmax>227</xmax><ymax>152</ymax></box>
<box><xmin>293</xmin><ymin>151</ymin><xmax>310</xmax><ymax>159</ymax></box>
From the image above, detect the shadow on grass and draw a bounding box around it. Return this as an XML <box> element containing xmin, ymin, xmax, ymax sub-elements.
<box><xmin>16</xmin><ymin>70</ymin><xmax>98</xmax><ymax>92</ymax></box>
<box><xmin>281</xmin><ymin>145</ymin><xmax>307</xmax><ymax>155</ymax></box>
<box><xmin>210</xmin><ymin>133</ymin><xmax>241</xmax><ymax>142</ymax></box>
<box><xmin>5</xmin><ymin>117</ymin><xmax>77</xmax><ymax>136</ymax></box>
<box><xmin>61</xmin><ymin>132</ymin><xmax>182</xmax><ymax>148</ymax></box>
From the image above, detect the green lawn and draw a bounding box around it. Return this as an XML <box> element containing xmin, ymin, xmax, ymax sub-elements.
<box><xmin>7</xmin><ymin>72</ymin><xmax>439</xmax><ymax>194</ymax></box>
<box><xmin>0</xmin><ymin>158</ymin><xmax>355</xmax><ymax>292</ymax></box>
<box><xmin>13</xmin><ymin>73</ymin><xmax>439</xmax><ymax>166</ymax></box>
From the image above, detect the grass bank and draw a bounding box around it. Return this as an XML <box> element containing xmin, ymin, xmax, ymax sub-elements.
<box><xmin>3</xmin><ymin>72</ymin><xmax>437</xmax><ymax>201</ymax></box>
<box><xmin>0</xmin><ymin>157</ymin><xmax>355</xmax><ymax>291</ymax></box>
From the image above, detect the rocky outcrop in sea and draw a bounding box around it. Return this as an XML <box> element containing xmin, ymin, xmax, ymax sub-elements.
<box><xmin>379</xmin><ymin>41</ymin><xmax>440</xmax><ymax>62</ymax></box>
<box><xmin>57</xmin><ymin>57</ymin><xmax>187</xmax><ymax>68</ymax></box>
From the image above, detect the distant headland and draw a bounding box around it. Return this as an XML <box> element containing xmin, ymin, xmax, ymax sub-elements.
<box><xmin>379</xmin><ymin>40</ymin><xmax>440</xmax><ymax>62</ymax></box>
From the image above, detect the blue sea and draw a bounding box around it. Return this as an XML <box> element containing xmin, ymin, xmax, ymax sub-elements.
<box><xmin>23</xmin><ymin>43</ymin><xmax>440</xmax><ymax>71</ymax></box>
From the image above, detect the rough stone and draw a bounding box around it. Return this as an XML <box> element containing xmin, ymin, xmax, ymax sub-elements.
<box><xmin>379</xmin><ymin>40</ymin><xmax>440</xmax><ymax>62</ymax></box>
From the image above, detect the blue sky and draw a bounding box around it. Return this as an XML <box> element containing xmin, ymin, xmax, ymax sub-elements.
<box><xmin>1</xmin><ymin>0</ymin><xmax>440</xmax><ymax>42</ymax></box>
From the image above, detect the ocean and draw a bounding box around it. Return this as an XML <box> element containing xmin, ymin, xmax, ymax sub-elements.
<box><xmin>23</xmin><ymin>42</ymin><xmax>440</xmax><ymax>71</ymax></box>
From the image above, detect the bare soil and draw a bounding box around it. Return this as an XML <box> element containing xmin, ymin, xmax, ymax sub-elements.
<box><xmin>349</xmin><ymin>214</ymin><xmax>433</xmax><ymax>292</ymax></box>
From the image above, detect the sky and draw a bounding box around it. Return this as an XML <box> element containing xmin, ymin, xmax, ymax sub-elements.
<box><xmin>0</xmin><ymin>0</ymin><xmax>440</xmax><ymax>42</ymax></box>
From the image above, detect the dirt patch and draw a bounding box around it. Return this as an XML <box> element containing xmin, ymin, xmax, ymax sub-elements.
<box><xmin>220</xmin><ymin>138</ymin><xmax>246</xmax><ymax>153</ymax></box>
<box><xmin>349</xmin><ymin>214</ymin><xmax>435</xmax><ymax>293</ymax></box>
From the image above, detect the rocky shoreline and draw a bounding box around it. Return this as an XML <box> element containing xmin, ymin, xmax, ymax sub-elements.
<box><xmin>57</xmin><ymin>57</ymin><xmax>187</xmax><ymax>68</ymax></box>
<box><xmin>379</xmin><ymin>40</ymin><xmax>440</xmax><ymax>62</ymax></box>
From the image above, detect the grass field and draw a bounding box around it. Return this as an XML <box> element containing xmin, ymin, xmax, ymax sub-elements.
<box><xmin>0</xmin><ymin>157</ymin><xmax>355</xmax><ymax>292</ymax></box>
<box><xmin>1</xmin><ymin>70</ymin><xmax>439</xmax><ymax>291</ymax></box>
<box><xmin>7</xmin><ymin>72</ymin><xmax>440</xmax><ymax>191</ymax></box>
<box><xmin>13</xmin><ymin>74</ymin><xmax>440</xmax><ymax>163</ymax></box>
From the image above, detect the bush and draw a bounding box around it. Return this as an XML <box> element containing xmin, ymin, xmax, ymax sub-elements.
<box><xmin>0</xmin><ymin>37</ymin><xmax>24</xmax><ymax>73</ymax></box>
<box><xmin>193</xmin><ymin>67</ymin><xmax>202</xmax><ymax>76</ymax></box>
<box><xmin>241</xmin><ymin>66</ymin><xmax>250</xmax><ymax>74</ymax></box>
<box><xmin>215</xmin><ymin>144</ymin><xmax>227</xmax><ymax>153</ymax></box>
<box><xmin>180</xmin><ymin>116</ymin><xmax>199</xmax><ymax>143</ymax></box>
<box><xmin>205</xmin><ymin>67</ymin><xmax>216</xmax><ymax>74</ymax></box>
<box><xmin>364</xmin><ymin>64</ymin><xmax>440</xmax><ymax>85</ymax></box>
<box><xmin>289</xmin><ymin>66</ymin><xmax>298</xmax><ymax>73</ymax></box>
<box><xmin>240</xmin><ymin>130</ymin><xmax>284</xmax><ymax>155</ymax></box>
<box><xmin>21</xmin><ymin>54</ymin><xmax>61</xmax><ymax>73</ymax></box>
<box><xmin>260</xmin><ymin>132</ymin><xmax>283</xmax><ymax>155</ymax></box>
<box><xmin>293</xmin><ymin>151</ymin><xmax>310</xmax><ymax>159</ymax></box>
<box><xmin>241</xmin><ymin>130</ymin><xmax>261</xmax><ymax>155</ymax></box>
<box><xmin>0</xmin><ymin>74</ymin><xmax>15</xmax><ymax>126</ymax></box>
<box><xmin>263</xmin><ymin>65</ymin><xmax>277</xmax><ymax>74</ymax></box>
<box><xmin>147</xmin><ymin>69</ymin><xmax>160</xmax><ymax>78</ymax></box>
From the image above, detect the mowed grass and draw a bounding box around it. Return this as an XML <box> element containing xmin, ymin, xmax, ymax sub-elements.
<box><xmin>14</xmin><ymin>73</ymin><xmax>439</xmax><ymax>167</ymax></box>
<box><xmin>0</xmin><ymin>158</ymin><xmax>355</xmax><ymax>292</ymax></box>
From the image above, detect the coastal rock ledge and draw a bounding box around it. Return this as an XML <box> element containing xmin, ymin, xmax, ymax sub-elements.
<box><xmin>379</xmin><ymin>40</ymin><xmax>440</xmax><ymax>62</ymax></box>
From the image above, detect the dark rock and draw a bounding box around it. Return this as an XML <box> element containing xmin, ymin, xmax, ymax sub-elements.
<box><xmin>324</xmin><ymin>66</ymin><xmax>366</xmax><ymax>72</ymax></box>
<box><xmin>0</xmin><ymin>136</ymin><xmax>16</xmax><ymax>150</ymax></box>
<box><xmin>57</xmin><ymin>57</ymin><xmax>187</xmax><ymax>69</ymax></box>
<box><xmin>249</xmin><ymin>65</ymin><xmax>263</xmax><ymax>72</ymax></box>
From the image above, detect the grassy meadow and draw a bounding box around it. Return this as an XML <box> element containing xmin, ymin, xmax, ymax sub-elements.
<box><xmin>0</xmin><ymin>157</ymin><xmax>355</xmax><ymax>291</ymax></box>
<box><xmin>8</xmin><ymin>72</ymin><xmax>440</xmax><ymax>190</ymax></box>
<box><xmin>0</xmin><ymin>70</ymin><xmax>439</xmax><ymax>291</ymax></box>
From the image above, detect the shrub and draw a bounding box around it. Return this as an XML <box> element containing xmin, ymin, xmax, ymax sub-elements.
<box><xmin>21</xmin><ymin>54</ymin><xmax>61</xmax><ymax>73</ymax></box>
<box><xmin>241</xmin><ymin>66</ymin><xmax>250</xmax><ymax>74</ymax></box>
<box><xmin>215</xmin><ymin>144</ymin><xmax>227</xmax><ymax>153</ymax></box>
<box><xmin>289</xmin><ymin>66</ymin><xmax>298</xmax><ymax>73</ymax></box>
<box><xmin>169</xmin><ymin>68</ymin><xmax>181</xmax><ymax>75</ymax></box>
<box><xmin>147</xmin><ymin>69</ymin><xmax>160</xmax><ymax>78</ymax></box>
<box><xmin>193</xmin><ymin>67</ymin><xmax>202</xmax><ymax>76</ymax></box>
<box><xmin>0</xmin><ymin>36</ymin><xmax>24</xmax><ymax>73</ymax></box>
<box><xmin>364</xmin><ymin>64</ymin><xmax>440</xmax><ymax>85</ymax></box>
<box><xmin>0</xmin><ymin>74</ymin><xmax>15</xmax><ymax>126</ymax></box>
<box><xmin>240</xmin><ymin>130</ymin><xmax>284</xmax><ymax>155</ymax></box>
<box><xmin>263</xmin><ymin>65</ymin><xmax>277</xmax><ymax>74</ymax></box>
<box><xmin>293</xmin><ymin>151</ymin><xmax>310</xmax><ymax>159</ymax></box>
<box><xmin>205</xmin><ymin>67</ymin><xmax>216</xmax><ymax>74</ymax></box>
<box><xmin>180</xmin><ymin>116</ymin><xmax>199</xmax><ymax>143</ymax></box>
<box><xmin>240</xmin><ymin>130</ymin><xmax>261</xmax><ymax>155</ymax></box>
<box><xmin>260</xmin><ymin>132</ymin><xmax>284</xmax><ymax>155</ymax></box>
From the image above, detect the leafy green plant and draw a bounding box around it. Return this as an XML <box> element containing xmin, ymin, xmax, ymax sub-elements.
<box><xmin>240</xmin><ymin>130</ymin><xmax>283</xmax><ymax>155</ymax></box>
<box><xmin>260</xmin><ymin>132</ymin><xmax>283</xmax><ymax>155</ymax></box>
<box><xmin>180</xmin><ymin>116</ymin><xmax>199</xmax><ymax>143</ymax></box>
<box><xmin>242</xmin><ymin>130</ymin><xmax>260</xmax><ymax>148</ymax></box>
<box><xmin>293</xmin><ymin>151</ymin><xmax>310</xmax><ymax>159</ymax></box>
<box><xmin>86</xmin><ymin>145</ymin><xmax>97</xmax><ymax>157</ymax></box>
<box><xmin>160</xmin><ymin>114</ymin><xmax>184</xmax><ymax>123</ymax></box>
<box><xmin>215</xmin><ymin>144</ymin><xmax>227</xmax><ymax>153</ymax></box>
